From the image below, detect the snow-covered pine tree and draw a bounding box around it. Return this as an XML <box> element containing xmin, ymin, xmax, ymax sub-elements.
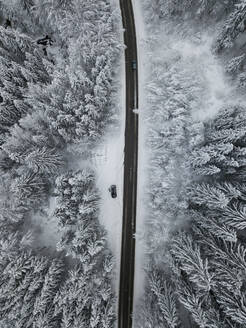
<box><xmin>32</xmin><ymin>259</ymin><xmax>64</xmax><ymax>328</ymax></box>
<box><xmin>190</xmin><ymin>224</ymin><xmax>246</xmax><ymax>326</ymax></box>
<box><xmin>215</xmin><ymin>0</ymin><xmax>246</xmax><ymax>52</ymax></box>
<box><xmin>170</xmin><ymin>232</ymin><xmax>214</xmax><ymax>292</ymax></box>
<box><xmin>10</xmin><ymin>171</ymin><xmax>47</xmax><ymax>208</ymax></box>
<box><xmin>190</xmin><ymin>210</ymin><xmax>237</xmax><ymax>242</ymax></box>
<box><xmin>0</xmin><ymin>58</ymin><xmax>28</xmax><ymax>130</ymax></box>
<box><xmin>188</xmin><ymin>105</ymin><xmax>246</xmax><ymax>177</ymax></box>
<box><xmin>0</xmin><ymin>252</ymin><xmax>49</xmax><ymax>322</ymax></box>
<box><xmin>53</xmin><ymin>169</ymin><xmax>116</xmax><ymax>327</ymax></box>
<box><xmin>188</xmin><ymin>183</ymin><xmax>230</xmax><ymax>210</ymax></box>
<box><xmin>148</xmin><ymin>271</ymin><xmax>181</xmax><ymax>328</ymax></box>
<box><xmin>54</xmin><ymin>170</ymin><xmax>104</xmax><ymax>262</ymax></box>
<box><xmin>0</xmin><ymin>172</ymin><xmax>26</xmax><ymax>225</ymax></box>
<box><xmin>0</xmin><ymin>250</ymin><xmax>66</xmax><ymax>327</ymax></box>
<box><xmin>0</xmin><ymin>26</ymin><xmax>53</xmax><ymax>135</ymax></box>
<box><xmin>2</xmin><ymin>110</ymin><xmax>63</xmax><ymax>166</ymax></box>
<box><xmin>24</xmin><ymin>147</ymin><xmax>64</xmax><ymax>175</ymax></box>
<box><xmin>53</xmin><ymin>262</ymin><xmax>116</xmax><ymax>328</ymax></box>
<box><xmin>226</xmin><ymin>54</ymin><xmax>246</xmax><ymax>75</ymax></box>
<box><xmin>175</xmin><ymin>279</ymin><xmax>226</xmax><ymax>328</ymax></box>
<box><xmin>147</xmin><ymin>0</ymin><xmax>236</xmax><ymax>21</ymax></box>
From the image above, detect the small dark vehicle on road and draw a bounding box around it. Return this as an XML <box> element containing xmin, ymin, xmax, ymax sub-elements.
<box><xmin>109</xmin><ymin>185</ymin><xmax>117</xmax><ymax>198</ymax></box>
<box><xmin>131</xmin><ymin>60</ymin><xmax>137</xmax><ymax>70</ymax></box>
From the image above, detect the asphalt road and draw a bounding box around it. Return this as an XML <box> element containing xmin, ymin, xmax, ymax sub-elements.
<box><xmin>118</xmin><ymin>0</ymin><xmax>138</xmax><ymax>327</ymax></box>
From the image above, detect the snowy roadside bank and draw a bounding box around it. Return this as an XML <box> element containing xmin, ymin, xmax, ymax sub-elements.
<box><xmin>94</xmin><ymin>0</ymin><xmax>125</xmax><ymax>309</ymax></box>
<box><xmin>131</xmin><ymin>0</ymin><xmax>149</xmax><ymax>318</ymax></box>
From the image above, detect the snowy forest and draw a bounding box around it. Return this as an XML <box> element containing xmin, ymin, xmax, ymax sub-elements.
<box><xmin>3</xmin><ymin>0</ymin><xmax>246</xmax><ymax>327</ymax></box>
<box><xmin>0</xmin><ymin>0</ymin><xmax>120</xmax><ymax>327</ymax></box>
<box><xmin>136</xmin><ymin>0</ymin><xmax>246</xmax><ymax>327</ymax></box>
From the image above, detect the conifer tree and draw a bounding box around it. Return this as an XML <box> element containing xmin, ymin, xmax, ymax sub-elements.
<box><xmin>215</xmin><ymin>0</ymin><xmax>246</xmax><ymax>52</ymax></box>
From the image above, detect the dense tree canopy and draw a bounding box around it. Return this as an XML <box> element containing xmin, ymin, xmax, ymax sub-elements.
<box><xmin>137</xmin><ymin>1</ymin><xmax>246</xmax><ymax>327</ymax></box>
<box><xmin>0</xmin><ymin>0</ymin><xmax>120</xmax><ymax>326</ymax></box>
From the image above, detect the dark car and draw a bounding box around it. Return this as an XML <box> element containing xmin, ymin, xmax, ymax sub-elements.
<box><xmin>132</xmin><ymin>60</ymin><xmax>137</xmax><ymax>70</ymax></box>
<box><xmin>109</xmin><ymin>185</ymin><xmax>117</xmax><ymax>198</ymax></box>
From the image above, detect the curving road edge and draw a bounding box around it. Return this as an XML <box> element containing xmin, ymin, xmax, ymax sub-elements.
<box><xmin>118</xmin><ymin>0</ymin><xmax>139</xmax><ymax>327</ymax></box>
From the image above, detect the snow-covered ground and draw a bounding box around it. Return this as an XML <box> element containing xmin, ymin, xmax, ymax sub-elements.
<box><xmin>171</xmin><ymin>35</ymin><xmax>234</xmax><ymax>121</ymax></box>
<box><xmin>131</xmin><ymin>0</ymin><xmax>149</xmax><ymax>314</ymax></box>
<box><xmin>93</xmin><ymin>24</ymin><xmax>125</xmax><ymax>299</ymax></box>
<box><xmin>94</xmin><ymin>130</ymin><xmax>124</xmax><ymax>258</ymax></box>
<box><xmin>30</xmin><ymin>197</ymin><xmax>61</xmax><ymax>249</ymax></box>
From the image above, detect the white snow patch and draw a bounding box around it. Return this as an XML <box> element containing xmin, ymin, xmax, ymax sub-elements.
<box><xmin>31</xmin><ymin>197</ymin><xmax>61</xmax><ymax>249</ymax></box>
<box><xmin>94</xmin><ymin>128</ymin><xmax>124</xmax><ymax>318</ymax></box>
<box><xmin>94</xmin><ymin>134</ymin><xmax>124</xmax><ymax>255</ymax></box>
<box><xmin>172</xmin><ymin>36</ymin><xmax>234</xmax><ymax>121</ymax></box>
